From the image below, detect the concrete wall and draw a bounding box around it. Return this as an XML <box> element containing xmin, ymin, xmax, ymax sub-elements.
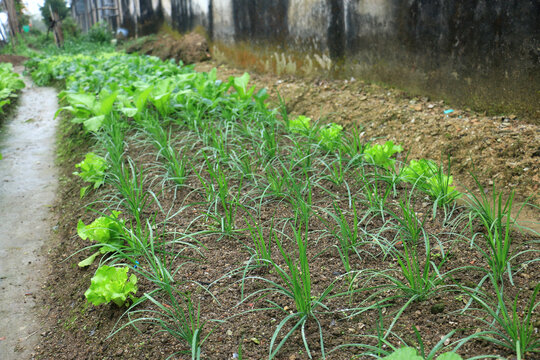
<box><xmin>75</xmin><ymin>0</ymin><xmax>540</xmax><ymax>120</ymax></box>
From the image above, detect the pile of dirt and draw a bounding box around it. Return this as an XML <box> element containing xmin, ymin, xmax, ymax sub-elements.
<box><xmin>0</xmin><ymin>54</ymin><xmax>28</xmax><ymax>66</ymax></box>
<box><xmin>124</xmin><ymin>32</ymin><xmax>210</xmax><ymax>65</ymax></box>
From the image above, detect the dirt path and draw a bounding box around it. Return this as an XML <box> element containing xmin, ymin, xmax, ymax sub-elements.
<box><xmin>0</xmin><ymin>71</ymin><xmax>58</xmax><ymax>359</ymax></box>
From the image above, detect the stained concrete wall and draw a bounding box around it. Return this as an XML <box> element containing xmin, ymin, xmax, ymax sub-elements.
<box><xmin>77</xmin><ymin>0</ymin><xmax>540</xmax><ymax>120</ymax></box>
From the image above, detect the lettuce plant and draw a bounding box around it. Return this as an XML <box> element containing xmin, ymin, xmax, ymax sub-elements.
<box><xmin>401</xmin><ymin>159</ymin><xmax>438</xmax><ymax>182</ymax></box>
<box><xmin>318</xmin><ymin>123</ymin><xmax>343</xmax><ymax>150</ymax></box>
<box><xmin>77</xmin><ymin>211</ymin><xmax>124</xmax><ymax>267</ymax></box>
<box><xmin>381</xmin><ymin>347</ymin><xmax>462</xmax><ymax>360</ymax></box>
<box><xmin>85</xmin><ymin>265</ymin><xmax>138</xmax><ymax>306</ymax></box>
<box><xmin>426</xmin><ymin>173</ymin><xmax>460</xmax><ymax>203</ymax></box>
<box><xmin>364</xmin><ymin>140</ymin><xmax>403</xmax><ymax>168</ymax></box>
<box><xmin>289</xmin><ymin>115</ymin><xmax>311</xmax><ymax>134</ymax></box>
<box><xmin>73</xmin><ymin>152</ymin><xmax>108</xmax><ymax>197</ymax></box>
<box><xmin>401</xmin><ymin>159</ymin><xmax>461</xmax><ymax>204</ymax></box>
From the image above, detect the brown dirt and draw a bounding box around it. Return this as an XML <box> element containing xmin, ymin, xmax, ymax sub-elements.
<box><xmin>29</xmin><ymin>58</ymin><xmax>539</xmax><ymax>360</ymax></box>
<box><xmin>33</xmin><ymin>122</ymin><xmax>539</xmax><ymax>358</ymax></box>
<box><xmin>124</xmin><ymin>32</ymin><xmax>210</xmax><ymax>65</ymax></box>
<box><xmin>0</xmin><ymin>54</ymin><xmax>29</xmax><ymax>66</ymax></box>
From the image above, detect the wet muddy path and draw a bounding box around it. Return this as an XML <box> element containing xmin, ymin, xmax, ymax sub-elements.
<box><xmin>0</xmin><ymin>72</ymin><xmax>58</xmax><ymax>359</ymax></box>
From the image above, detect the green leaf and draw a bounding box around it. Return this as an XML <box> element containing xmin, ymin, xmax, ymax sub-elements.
<box><xmin>381</xmin><ymin>347</ymin><xmax>422</xmax><ymax>360</ymax></box>
<box><xmin>83</xmin><ymin>115</ymin><xmax>106</xmax><ymax>132</ymax></box>
<box><xmin>73</xmin><ymin>152</ymin><xmax>107</xmax><ymax>188</ymax></box>
<box><xmin>289</xmin><ymin>115</ymin><xmax>311</xmax><ymax>134</ymax></box>
<box><xmin>96</xmin><ymin>90</ymin><xmax>119</xmax><ymax>116</ymax></box>
<box><xmin>80</xmin><ymin>185</ymin><xmax>89</xmax><ymax>198</ymax></box>
<box><xmin>54</xmin><ymin>105</ymin><xmax>75</xmax><ymax>119</ymax></box>
<box><xmin>77</xmin><ymin>250</ymin><xmax>100</xmax><ymax>267</ymax></box>
<box><xmin>84</xmin><ymin>266</ymin><xmax>138</xmax><ymax>307</ymax></box>
<box><xmin>66</xmin><ymin>93</ymin><xmax>96</xmax><ymax>110</ymax></box>
<box><xmin>232</xmin><ymin>72</ymin><xmax>250</xmax><ymax>96</ymax></box>
<box><xmin>402</xmin><ymin>159</ymin><xmax>438</xmax><ymax>183</ymax></box>
<box><xmin>119</xmin><ymin>107</ymin><xmax>138</xmax><ymax>117</ymax></box>
<box><xmin>254</xmin><ymin>88</ymin><xmax>269</xmax><ymax>108</ymax></box>
<box><xmin>77</xmin><ymin>211</ymin><xmax>124</xmax><ymax>252</ymax></box>
<box><xmin>135</xmin><ymin>86</ymin><xmax>153</xmax><ymax>115</ymax></box>
<box><xmin>401</xmin><ymin>158</ymin><xmax>460</xmax><ymax>203</ymax></box>
<box><xmin>364</xmin><ymin>140</ymin><xmax>403</xmax><ymax>168</ymax></box>
<box><xmin>437</xmin><ymin>352</ymin><xmax>463</xmax><ymax>360</ymax></box>
<box><xmin>318</xmin><ymin>123</ymin><xmax>343</xmax><ymax>150</ymax></box>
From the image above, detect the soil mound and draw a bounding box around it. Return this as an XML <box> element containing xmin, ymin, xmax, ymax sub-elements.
<box><xmin>125</xmin><ymin>32</ymin><xmax>210</xmax><ymax>65</ymax></box>
<box><xmin>0</xmin><ymin>54</ymin><xmax>29</xmax><ymax>66</ymax></box>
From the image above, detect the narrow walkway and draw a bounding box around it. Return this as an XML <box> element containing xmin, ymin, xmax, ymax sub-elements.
<box><xmin>0</xmin><ymin>72</ymin><xmax>58</xmax><ymax>359</ymax></box>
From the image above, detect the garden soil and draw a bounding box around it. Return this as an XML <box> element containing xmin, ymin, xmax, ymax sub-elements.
<box><xmin>194</xmin><ymin>61</ymin><xmax>539</xmax><ymax>222</ymax></box>
<box><xmin>0</xmin><ymin>55</ymin><xmax>537</xmax><ymax>359</ymax></box>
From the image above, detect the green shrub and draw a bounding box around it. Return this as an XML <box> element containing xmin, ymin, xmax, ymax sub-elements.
<box><xmin>84</xmin><ymin>21</ymin><xmax>112</xmax><ymax>44</ymax></box>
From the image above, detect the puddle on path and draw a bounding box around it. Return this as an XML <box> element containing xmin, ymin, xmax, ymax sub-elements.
<box><xmin>0</xmin><ymin>73</ymin><xmax>58</xmax><ymax>359</ymax></box>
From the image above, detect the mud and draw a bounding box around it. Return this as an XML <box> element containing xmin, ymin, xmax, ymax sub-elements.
<box><xmin>0</xmin><ymin>72</ymin><xmax>58</xmax><ymax>359</ymax></box>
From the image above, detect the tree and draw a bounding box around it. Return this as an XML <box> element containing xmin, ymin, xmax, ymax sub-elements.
<box><xmin>1</xmin><ymin>0</ymin><xmax>20</xmax><ymax>40</ymax></box>
<box><xmin>14</xmin><ymin>0</ymin><xmax>29</xmax><ymax>26</ymax></box>
<box><xmin>40</xmin><ymin>0</ymin><xmax>68</xmax><ymax>28</ymax></box>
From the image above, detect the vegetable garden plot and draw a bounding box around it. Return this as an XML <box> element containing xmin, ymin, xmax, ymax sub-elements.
<box><xmin>0</xmin><ymin>62</ymin><xmax>25</xmax><ymax>116</ymax></box>
<box><xmin>27</xmin><ymin>52</ymin><xmax>539</xmax><ymax>360</ymax></box>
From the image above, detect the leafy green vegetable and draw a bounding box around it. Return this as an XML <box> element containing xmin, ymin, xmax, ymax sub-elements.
<box><xmin>119</xmin><ymin>85</ymin><xmax>153</xmax><ymax>120</ymax></box>
<box><xmin>85</xmin><ymin>265</ymin><xmax>138</xmax><ymax>306</ymax></box>
<box><xmin>0</xmin><ymin>63</ymin><xmax>25</xmax><ymax>113</ymax></box>
<box><xmin>437</xmin><ymin>353</ymin><xmax>463</xmax><ymax>360</ymax></box>
<box><xmin>77</xmin><ymin>211</ymin><xmax>124</xmax><ymax>267</ymax></box>
<box><xmin>149</xmin><ymin>78</ymin><xmax>175</xmax><ymax>116</ymax></box>
<box><xmin>73</xmin><ymin>152</ymin><xmax>108</xmax><ymax>197</ymax></box>
<box><xmin>254</xmin><ymin>88</ymin><xmax>269</xmax><ymax>109</ymax></box>
<box><xmin>381</xmin><ymin>347</ymin><xmax>422</xmax><ymax>360</ymax></box>
<box><xmin>289</xmin><ymin>115</ymin><xmax>311</xmax><ymax>134</ymax></box>
<box><xmin>425</xmin><ymin>173</ymin><xmax>460</xmax><ymax>203</ymax></box>
<box><xmin>56</xmin><ymin>90</ymin><xmax>119</xmax><ymax>132</ymax></box>
<box><xmin>401</xmin><ymin>159</ymin><xmax>461</xmax><ymax>204</ymax></box>
<box><xmin>77</xmin><ymin>210</ymin><xmax>123</xmax><ymax>247</ymax></box>
<box><xmin>381</xmin><ymin>347</ymin><xmax>463</xmax><ymax>360</ymax></box>
<box><xmin>230</xmin><ymin>72</ymin><xmax>256</xmax><ymax>101</ymax></box>
<box><xmin>401</xmin><ymin>159</ymin><xmax>438</xmax><ymax>182</ymax></box>
<box><xmin>318</xmin><ymin>123</ymin><xmax>343</xmax><ymax>150</ymax></box>
<box><xmin>364</xmin><ymin>140</ymin><xmax>403</xmax><ymax>168</ymax></box>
